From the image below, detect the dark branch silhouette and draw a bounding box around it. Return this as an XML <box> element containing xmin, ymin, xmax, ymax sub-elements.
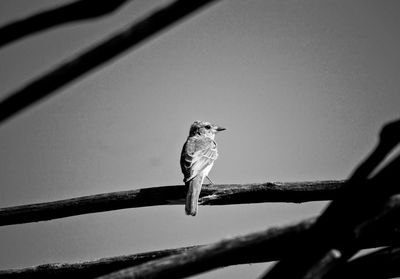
<box><xmin>0</xmin><ymin>246</ymin><xmax>196</xmax><ymax>279</ymax></box>
<box><xmin>326</xmin><ymin>246</ymin><xmax>400</xmax><ymax>279</ymax></box>
<box><xmin>0</xmin><ymin>0</ymin><xmax>220</xmax><ymax>124</ymax></box>
<box><xmin>90</xmin><ymin>194</ymin><xmax>400</xmax><ymax>279</ymax></box>
<box><xmin>0</xmin><ymin>180</ymin><xmax>343</xmax><ymax>226</ymax></box>
<box><xmin>0</xmin><ymin>0</ymin><xmax>131</xmax><ymax>48</ymax></box>
<box><xmin>0</xmin><ymin>0</ymin><xmax>398</xmax><ymax>277</ymax></box>
<box><xmin>0</xmin><ymin>120</ymin><xmax>399</xmax><ymax>278</ymax></box>
<box><xmin>262</xmin><ymin>119</ymin><xmax>400</xmax><ymax>279</ymax></box>
<box><xmin>1</xmin><ymin>214</ymin><xmax>399</xmax><ymax>279</ymax></box>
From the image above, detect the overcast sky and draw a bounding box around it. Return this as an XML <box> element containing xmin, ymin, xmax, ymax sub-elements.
<box><xmin>1</xmin><ymin>0</ymin><xmax>399</xmax><ymax>278</ymax></box>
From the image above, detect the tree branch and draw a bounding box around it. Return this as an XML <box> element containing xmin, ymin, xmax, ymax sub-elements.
<box><xmin>0</xmin><ymin>180</ymin><xmax>344</xmax><ymax>226</ymax></box>
<box><xmin>3</xmin><ymin>191</ymin><xmax>400</xmax><ymax>279</ymax></box>
<box><xmin>326</xmin><ymin>246</ymin><xmax>400</xmax><ymax>279</ymax></box>
<box><xmin>262</xmin><ymin>119</ymin><xmax>400</xmax><ymax>279</ymax></box>
<box><xmin>91</xmin><ymin>193</ymin><xmax>400</xmax><ymax>279</ymax></box>
<box><xmin>0</xmin><ymin>219</ymin><xmax>315</xmax><ymax>279</ymax></box>
<box><xmin>0</xmin><ymin>246</ymin><xmax>196</xmax><ymax>279</ymax></box>
<box><xmin>0</xmin><ymin>0</ymin><xmax>131</xmax><ymax>48</ymax></box>
<box><xmin>2</xmin><ymin>215</ymin><xmax>399</xmax><ymax>279</ymax></box>
<box><xmin>0</xmin><ymin>0</ymin><xmax>220</xmax><ymax>124</ymax></box>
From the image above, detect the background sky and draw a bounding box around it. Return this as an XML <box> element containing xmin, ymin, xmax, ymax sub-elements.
<box><xmin>0</xmin><ymin>0</ymin><xmax>399</xmax><ymax>278</ymax></box>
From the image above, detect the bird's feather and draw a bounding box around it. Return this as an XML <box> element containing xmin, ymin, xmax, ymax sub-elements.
<box><xmin>180</xmin><ymin>136</ymin><xmax>218</xmax><ymax>183</ymax></box>
<box><xmin>180</xmin><ymin>121</ymin><xmax>224</xmax><ymax>216</ymax></box>
<box><xmin>185</xmin><ymin>175</ymin><xmax>203</xmax><ymax>216</ymax></box>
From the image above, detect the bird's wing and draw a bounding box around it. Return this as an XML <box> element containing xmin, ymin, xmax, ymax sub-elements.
<box><xmin>181</xmin><ymin>137</ymin><xmax>218</xmax><ymax>182</ymax></box>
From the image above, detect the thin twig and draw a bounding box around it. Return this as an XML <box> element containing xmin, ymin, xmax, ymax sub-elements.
<box><xmin>0</xmin><ymin>0</ymin><xmax>131</xmax><ymax>48</ymax></box>
<box><xmin>0</xmin><ymin>0</ymin><xmax>220</xmax><ymax>124</ymax></box>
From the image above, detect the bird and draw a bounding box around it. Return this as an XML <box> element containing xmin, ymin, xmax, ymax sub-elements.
<box><xmin>180</xmin><ymin>120</ymin><xmax>226</xmax><ymax>216</ymax></box>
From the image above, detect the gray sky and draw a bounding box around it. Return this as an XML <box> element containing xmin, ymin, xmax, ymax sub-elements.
<box><xmin>0</xmin><ymin>0</ymin><xmax>399</xmax><ymax>278</ymax></box>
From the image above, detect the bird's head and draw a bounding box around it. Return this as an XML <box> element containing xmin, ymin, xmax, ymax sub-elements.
<box><xmin>189</xmin><ymin>121</ymin><xmax>226</xmax><ymax>139</ymax></box>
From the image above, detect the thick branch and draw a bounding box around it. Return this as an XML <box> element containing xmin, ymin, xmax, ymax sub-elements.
<box><xmin>2</xmin><ymin>202</ymin><xmax>400</xmax><ymax>279</ymax></box>
<box><xmin>0</xmin><ymin>246</ymin><xmax>196</xmax><ymax>279</ymax></box>
<box><xmin>0</xmin><ymin>180</ymin><xmax>343</xmax><ymax>226</ymax></box>
<box><xmin>0</xmin><ymin>0</ymin><xmax>131</xmax><ymax>48</ymax></box>
<box><xmin>262</xmin><ymin>119</ymin><xmax>400</xmax><ymax>279</ymax></box>
<box><xmin>0</xmin><ymin>219</ymin><xmax>315</xmax><ymax>279</ymax></box>
<box><xmin>91</xmin><ymin>195</ymin><xmax>400</xmax><ymax>279</ymax></box>
<box><xmin>0</xmin><ymin>0</ymin><xmax>220</xmax><ymax>124</ymax></box>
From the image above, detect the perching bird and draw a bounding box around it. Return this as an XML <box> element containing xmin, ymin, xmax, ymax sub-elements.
<box><xmin>180</xmin><ymin>121</ymin><xmax>226</xmax><ymax>216</ymax></box>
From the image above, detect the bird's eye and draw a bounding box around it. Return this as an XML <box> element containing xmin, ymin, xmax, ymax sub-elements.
<box><xmin>205</xmin><ymin>125</ymin><xmax>211</xmax><ymax>129</ymax></box>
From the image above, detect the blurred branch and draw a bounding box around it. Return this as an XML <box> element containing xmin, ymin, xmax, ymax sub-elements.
<box><xmin>0</xmin><ymin>180</ymin><xmax>343</xmax><ymax>226</ymax></box>
<box><xmin>0</xmin><ymin>0</ymin><xmax>220</xmax><ymax>124</ymax></box>
<box><xmin>326</xmin><ymin>246</ymin><xmax>400</xmax><ymax>279</ymax></box>
<box><xmin>0</xmin><ymin>246</ymin><xmax>196</xmax><ymax>279</ymax></box>
<box><xmin>91</xmin><ymin>194</ymin><xmax>400</xmax><ymax>279</ymax></box>
<box><xmin>262</xmin><ymin>119</ymin><xmax>400</xmax><ymax>279</ymax></box>
<box><xmin>317</xmin><ymin>194</ymin><xmax>400</xmax><ymax>279</ymax></box>
<box><xmin>2</xmin><ymin>215</ymin><xmax>399</xmax><ymax>279</ymax></box>
<box><xmin>0</xmin><ymin>0</ymin><xmax>131</xmax><ymax>48</ymax></box>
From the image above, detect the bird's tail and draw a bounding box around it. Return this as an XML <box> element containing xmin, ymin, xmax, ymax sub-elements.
<box><xmin>185</xmin><ymin>175</ymin><xmax>203</xmax><ymax>216</ymax></box>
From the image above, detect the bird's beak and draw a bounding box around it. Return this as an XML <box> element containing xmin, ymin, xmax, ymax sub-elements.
<box><xmin>215</xmin><ymin>126</ymin><xmax>226</xmax><ymax>132</ymax></box>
